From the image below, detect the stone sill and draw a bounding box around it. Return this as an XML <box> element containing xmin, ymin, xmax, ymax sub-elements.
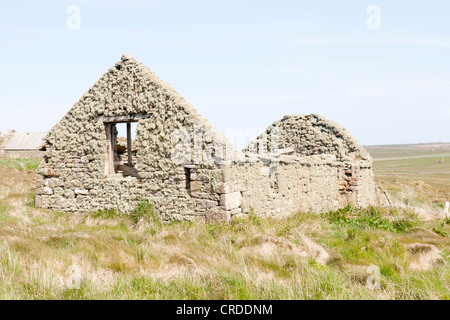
<box><xmin>106</xmin><ymin>174</ymin><xmax>139</xmax><ymax>181</ymax></box>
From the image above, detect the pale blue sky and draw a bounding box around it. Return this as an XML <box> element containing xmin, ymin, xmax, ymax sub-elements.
<box><xmin>1</xmin><ymin>0</ymin><xmax>449</xmax><ymax>148</ymax></box>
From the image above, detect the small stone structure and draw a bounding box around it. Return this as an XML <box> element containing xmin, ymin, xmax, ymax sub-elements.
<box><xmin>36</xmin><ymin>54</ymin><xmax>378</xmax><ymax>221</ymax></box>
<box><xmin>1</xmin><ymin>131</ymin><xmax>46</xmax><ymax>158</ymax></box>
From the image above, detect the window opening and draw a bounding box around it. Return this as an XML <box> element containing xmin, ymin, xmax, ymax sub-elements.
<box><xmin>105</xmin><ymin>121</ymin><xmax>138</xmax><ymax>177</ymax></box>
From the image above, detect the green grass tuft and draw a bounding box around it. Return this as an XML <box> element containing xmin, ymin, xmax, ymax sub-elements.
<box><xmin>324</xmin><ymin>205</ymin><xmax>414</xmax><ymax>233</ymax></box>
<box><xmin>0</xmin><ymin>158</ymin><xmax>42</xmax><ymax>171</ymax></box>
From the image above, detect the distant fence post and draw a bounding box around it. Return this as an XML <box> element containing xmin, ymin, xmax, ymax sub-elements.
<box><xmin>383</xmin><ymin>190</ymin><xmax>393</xmax><ymax>206</ymax></box>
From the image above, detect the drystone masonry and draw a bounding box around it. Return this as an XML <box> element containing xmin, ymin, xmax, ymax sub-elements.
<box><xmin>36</xmin><ymin>54</ymin><xmax>379</xmax><ymax>221</ymax></box>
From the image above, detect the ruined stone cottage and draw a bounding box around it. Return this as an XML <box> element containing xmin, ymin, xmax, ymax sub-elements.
<box><xmin>36</xmin><ymin>54</ymin><xmax>378</xmax><ymax>221</ymax></box>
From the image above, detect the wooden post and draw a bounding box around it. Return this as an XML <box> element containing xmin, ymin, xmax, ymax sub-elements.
<box><xmin>105</xmin><ymin>123</ymin><xmax>115</xmax><ymax>175</ymax></box>
<box><xmin>127</xmin><ymin>123</ymin><xmax>133</xmax><ymax>167</ymax></box>
<box><xmin>383</xmin><ymin>190</ymin><xmax>393</xmax><ymax>206</ymax></box>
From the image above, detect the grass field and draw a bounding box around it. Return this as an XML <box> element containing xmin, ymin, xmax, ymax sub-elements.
<box><xmin>0</xmin><ymin>157</ymin><xmax>449</xmax><ymax>299</ymax></box>
<box><xmin>366</xmin><ymin>143</ymin><xmax>450</xmax><ymax>206</ymax></box>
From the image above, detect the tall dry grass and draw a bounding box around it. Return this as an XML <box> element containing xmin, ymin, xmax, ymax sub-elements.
<box><xmin>0</xmin><ymin>159</ymin><xmax>449</xmax><ymax>299</ymax></box>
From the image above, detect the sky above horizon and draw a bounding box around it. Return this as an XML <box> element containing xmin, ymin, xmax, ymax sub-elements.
<box><xmin>0</xmin><ymin>0</ymin><xmax>449</xmax><ymax>148</ymax></box>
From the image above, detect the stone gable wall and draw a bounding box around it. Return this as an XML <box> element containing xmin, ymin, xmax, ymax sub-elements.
<box><xmin>36</xmin><ymin>55</ymin><xmax>232</xmax><ymax>221</ymax></box>
<box><xmin>244</xmin><ymin>114</ymin><xmax>371</xmax><ymax>162</ymax></box>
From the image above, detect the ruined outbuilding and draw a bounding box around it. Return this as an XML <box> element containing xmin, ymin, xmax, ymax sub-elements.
<box><xmin>36</xmin><ymin>54</ymin><xmax>378</xmax><ymax>221</ymax></box>
<box><xmin>1</xmin><ymin>131</ymin><xmax>46</xmax><ymax>158</ymax></box>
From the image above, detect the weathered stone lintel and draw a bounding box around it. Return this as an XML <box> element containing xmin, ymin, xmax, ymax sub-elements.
<box><xmin>98</xmin><ymin>113</ymin><xmax>153</xmax><ymax>123</ymax></box>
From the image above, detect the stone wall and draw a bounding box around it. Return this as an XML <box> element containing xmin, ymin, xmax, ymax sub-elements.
<box><xmin>217</xmin><ymin>155</ymin><xmax>377</xmax><ymax>217</ymax></box>
<box><xmin>0</xmin><ymin>131</ymin><xmax>13</xmax><ymax>157</ymax></box>
<box><xmin>36</xmin><ymin>54</ymin><xmax>379</xmax><ymax>221</ymax></box>
<box><xmin>3</xmin><ymin>150</ymin><xmax>45</xmax><ymax>159</ymax></box>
